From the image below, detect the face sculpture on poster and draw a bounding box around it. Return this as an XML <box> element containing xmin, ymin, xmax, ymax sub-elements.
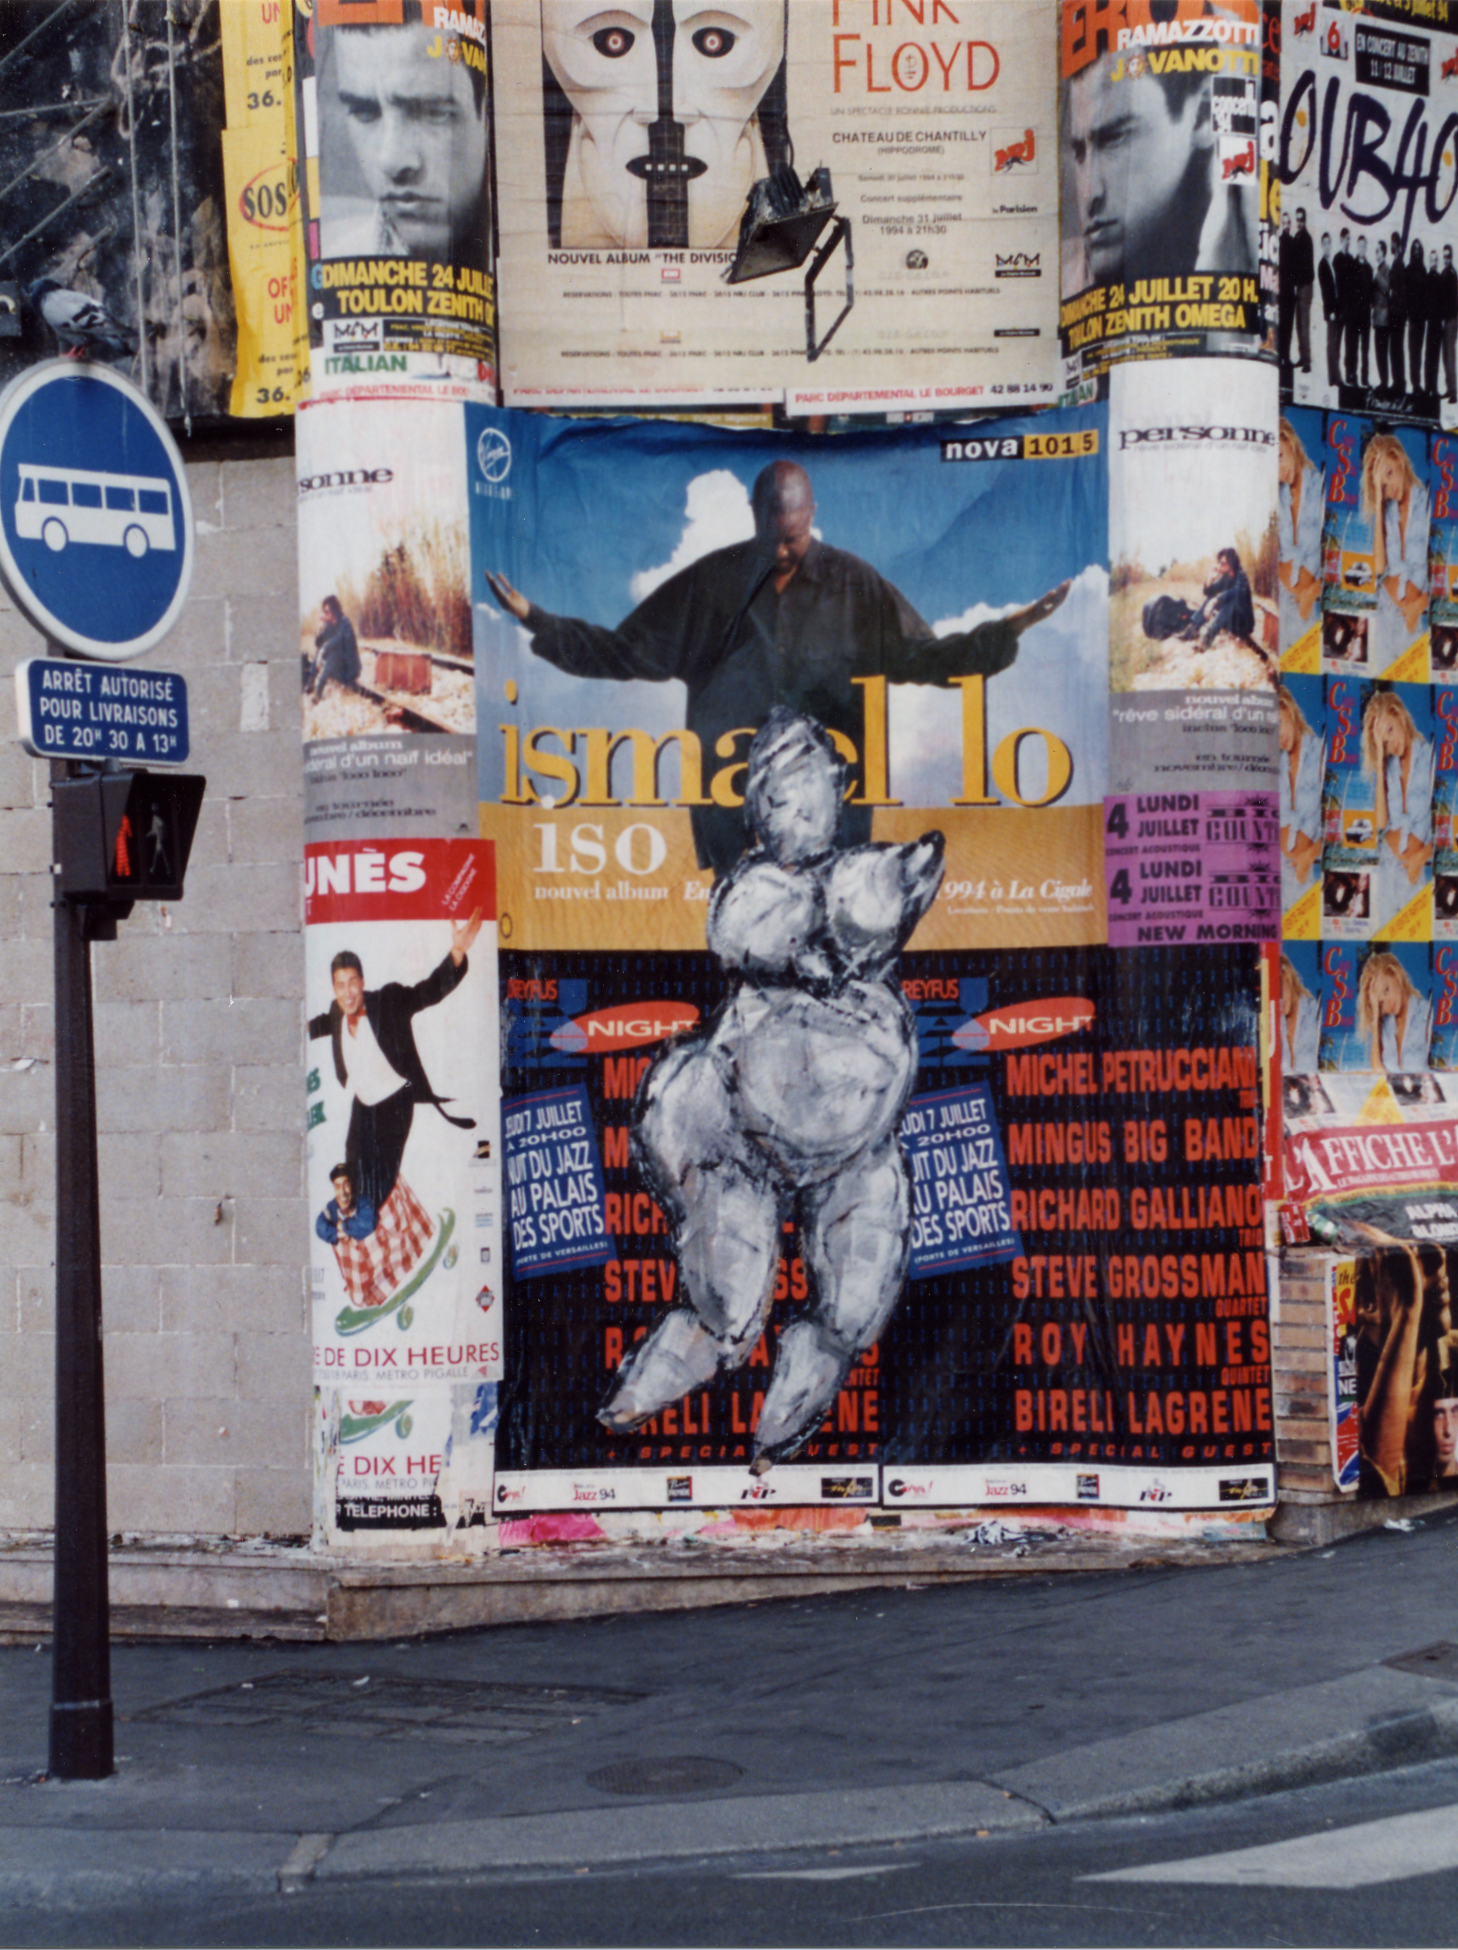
<box><xmin>598</xmin><ymin>710</ymin><xmax>943</xmax><ymax>1473</ymax></box>
<box><xmin>541</xmin><ymin>0</ymin><xmax>788</xmax><ymax>249</ymax></box>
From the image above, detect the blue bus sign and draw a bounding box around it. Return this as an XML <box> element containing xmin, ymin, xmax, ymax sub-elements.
<box><xmin>0</xmin><ymin>361</ymin><xmax>194</xmax><ymax>661</ymax></box>
<box><xmin>15</xmin><ymin>657</ymin><xmax>189</xmax><ymax>766</ymax></box>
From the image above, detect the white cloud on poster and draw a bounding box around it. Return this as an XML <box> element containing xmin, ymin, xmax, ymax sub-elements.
<box><xmin>630</xmin><ymin>471</ymin><xmax>757</xmax><ymax>602</ymax></box>
<box><xmin>889</xmin><ymin>564</ymin><xmax>1110</xmax><ymax>809</ymax></box>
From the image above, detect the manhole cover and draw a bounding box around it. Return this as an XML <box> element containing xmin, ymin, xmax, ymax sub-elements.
<box><xmin>128</xmin><ymin>1673</ymin><xmax>645</xmax><ymax>1745</ymax></box>
<box><xmin>1384</xmin><ymin>1641</ymin><xmax>1458</xmax><ymax>1682</ymax></box>
<box><xmin>587</xmin><ymin>1756</ymin><xmax>744</xmax><ymax>1796</ymax></box>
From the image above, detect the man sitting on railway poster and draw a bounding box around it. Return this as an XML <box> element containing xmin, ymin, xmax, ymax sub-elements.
<box><xmin>1181</xmin><ymin>547</ymin><xmax>1257</xmax><ymax>651</ymax></box>
<box><xmin>310</xmin><ymin>594</ymin><xmax>362</xmax><ymax>703</ymax></box>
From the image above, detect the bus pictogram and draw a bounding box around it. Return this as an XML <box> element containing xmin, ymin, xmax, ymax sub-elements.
<box><xmin>15</xmin><ymin>463</ymin><xmax>176</xmax><ymax>559</ymax></box>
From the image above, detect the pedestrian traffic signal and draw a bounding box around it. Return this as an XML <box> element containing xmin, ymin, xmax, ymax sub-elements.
<box><xmin>53</xmin><ymin>769</ymin><xmax>205</xmax><ymax>904</ymax></box>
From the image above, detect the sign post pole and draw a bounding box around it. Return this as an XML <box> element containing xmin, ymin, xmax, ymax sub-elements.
<box><xmin>0</xmin><ymin>361</ymin><xmax>198</xmax><ymax>1784</ymax></box>
<box><xmin>48</xmin><ymin>754</ymin><xmax>112</xmax><ymax>1780</ymax></box>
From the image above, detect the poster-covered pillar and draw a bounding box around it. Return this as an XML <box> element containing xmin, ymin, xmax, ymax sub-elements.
<box><xmin>286</xmin><ymin>0</ymin><xmax>502</xmax><ymax>1551</ymax></box>
<box><xmin>295</xmin><ymin>395</ymin><xmax>502</xmax><ymax>1552</ymax></box>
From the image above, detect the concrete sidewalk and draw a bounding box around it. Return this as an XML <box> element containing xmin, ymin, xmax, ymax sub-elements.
<box><xmin>0</xmin><ymin>1508</ymin><xmax>1454</xmax><ymax>1905</ymax></box>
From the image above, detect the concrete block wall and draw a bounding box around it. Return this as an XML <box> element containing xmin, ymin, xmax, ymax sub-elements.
<box><xmin>0</xmin><ymin>453</ymin><xmax>309</xmax><ymax>1538</ymax></box>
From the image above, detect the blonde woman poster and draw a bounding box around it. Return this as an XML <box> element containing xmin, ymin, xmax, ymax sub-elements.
<box><xmin>1362</xmin><ymin>686</ymin><xmax>1434</xmax><ymax>938</ymax></box>
<box><xmin>1363</xmin><ymin>430</ymin><xmax>1432</xmax><ymax>680</ymax></box>
<box><xmin>1279</xmin><ymin>950</ymin><xmax>1321</xmax><ymax>1074</ymax></box>
<box><xmin>1322</xmin><ymin>420</ymin><xmax>1431</xmax><ymax>682</ymax></box>
<box><xmin>1357</xmin><ymin>947</ymin><xmax>1432</xmax><ymax>1073</ymax></box>
<box><xmin>1319</xmin><ymin>940</ymin><xmax>1431</xmax><ymax>1072</ymax></box>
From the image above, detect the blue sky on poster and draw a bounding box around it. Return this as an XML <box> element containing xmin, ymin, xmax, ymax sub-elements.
<box><xmin>470</xmin><ymin>404</ymin><xmax>1109</xmax><ymax>809</ymax></box>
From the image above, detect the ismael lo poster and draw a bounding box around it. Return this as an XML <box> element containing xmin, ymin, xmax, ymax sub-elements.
<box><xmin>468</xmin><ymin>404</ymin><xmax>1275</xmax><ymax>1514</ymax></box>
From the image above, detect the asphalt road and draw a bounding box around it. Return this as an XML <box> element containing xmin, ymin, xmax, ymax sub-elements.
<box><xmin>4</xmin><ymin>1513</ymin><xmax>1457</xmax><ymax>1945</ymax></box>
<box><xmin>4</xmin><ymin>1756</ymin><xmax>1457</xmax><ymax>1947</ymax></box>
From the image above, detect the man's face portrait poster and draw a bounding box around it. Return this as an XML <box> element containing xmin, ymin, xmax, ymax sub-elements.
<box><xmin>1058</xmin><ymin>0</ymin><xmax>1263</xmax><ymax>379</ymax></box>
<box><xmin>297</xmin><ymin>0</ymin><xmax>495</xmax><ymax>388</ymax></box>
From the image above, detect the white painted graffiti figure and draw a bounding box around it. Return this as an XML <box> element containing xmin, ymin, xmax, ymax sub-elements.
<box><xmin>600</xmin><ymin>710</ymin><xmax>943</xmax><ymax>1472</ymax></box>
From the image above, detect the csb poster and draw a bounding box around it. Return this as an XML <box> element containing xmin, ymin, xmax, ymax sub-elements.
<box><xmin>491</xmin><ymin>0</ymin><xmax>1061</xmax><ymax>413</ymax></box>
<box><xmin>470</xmin><ymin>404</ymin><xmax>1274</xmax><ymax>1514</ymax></box>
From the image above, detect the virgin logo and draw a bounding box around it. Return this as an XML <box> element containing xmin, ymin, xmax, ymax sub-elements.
<box><xmin>952</xmin><ymin>997</ymin><xmax>1095</xmax><ymax>1053</ymax></box>
<box><xmin>550</xmin><ymin>1001</ymin><xmax>700</xmax><ymax>1054</ymax></box>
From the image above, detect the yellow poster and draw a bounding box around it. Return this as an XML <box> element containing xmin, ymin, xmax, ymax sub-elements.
<box><xmin>222</xmin><ymin>121</ymin><xmax>295</xmax><ymax>418</ymax></box>
<box><xmin>221</xmin><ymin>0</ymin><xmax>287</xmax><ymax>131</ymax></box>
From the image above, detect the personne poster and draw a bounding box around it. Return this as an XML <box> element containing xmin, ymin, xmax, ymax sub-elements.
<box><xmin>469</xmin><ymin>405</ymin><xmax>1272</xmax><ymax>1514</ymax></box>
<box><xmin>1327</xmin><ymin>1251</ymin><xmax>1458</xmax><ymax>1499</ymax></box>
<box><xmin>290</xmin><ymin>0</ymin><xmax>495</xmax><ymax>398</ymax></box>
<box><xmin>491</xmin><ymin>0</ymin><xmax>1060</xmax><ymax>413</ymax></box>
<box><xmin>1277</xmin><ymin>0</ymin><xmax>1458</xmax><ymax>428</ymax></box>
<box><xmin>304</xmin><ymin>836</ymin><xmax>502</xmax><ymax>1396</ymax></box>
<box><xmin>1058</xmin><ymin>0</ymin><xmax>1264</xmax><ymax>385</ymax></box>
<box><xmin>1104</xmin><ymin>358</ymin><xmax>1281</xmax><ymax>949</ymax></box>
<box><xmin>297</xmin><ymin>396</ymin><xmax>478</xmax><ymax>840</ymax></box>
